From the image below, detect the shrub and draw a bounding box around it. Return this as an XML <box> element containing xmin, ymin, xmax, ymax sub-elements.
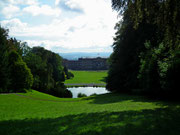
<box><xmin>77</xmin><ymin>93</ymin><xmax>87</xmax><ymax>98</ymax></box>
<box><xmin>90</xmin><ymin>93</ymin><xmax>97</xmax><ymax>96</ymax></box>
<box><xmin>67</xmin><ymin>72</ymin><xmax>74</xmax><ymax>79</ymax></box>
<box><xmin>63</xmin><ymin>66</ymin><xmax>74</xmax><ymax>79</ymax></box>
<box><xmin>51</xmin><ymin>83</ymin><xmax>72</xmax><ymax>98</ymax></box>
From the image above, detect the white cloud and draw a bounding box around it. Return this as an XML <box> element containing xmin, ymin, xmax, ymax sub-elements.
<box><xmin>0</xmin><ymin>0</ymin><xmax>38</xmax><ymax>19</ymax></box>
<box><xmin>1</xmin><ymin>0</ymin><xmax>119</xmax><ymax>53</ymax></box>
<box><xmin>0</xmin><ymin>18</ymin><xmax>27</xmax><ymax>35</ymax></box>
<box><xmin>1</xmin><ymin>0</ymin><xmax>38</xmax><ymax>5</ymax></box>
<box><xmin>23</xmin><ymin>5</ymin><xmax>61</xmax><ymax>17</ymax></box>
<box><xmin>60</xmin><ymin>0</ymin><xmax>111</xmax><ymax>15</ymax></box>
<box><xmin>16</xmin><ymin>0</ymin><xmax>38</xmax><ymax>5</ymax></box>
<box><xmin>1</xmin><ymin>18</ymin><xmax>27</xmax><ymax>27</ymax></box>
<box><xmin>55</xmin><ymin>0</ymin><xmax>61</xmax><ymax>6</ymax></box>
<box><xmin>1</xmin><ymin>5</ymin><xmax>20</xmax><ymax>19</ymax></box>
<box><xmin>65</xmin><ymin>0</ymin><xmax>83</xmax><ymax>11</ymax></box>
<box><xmin>25</xmin><ymin>40</ymin><xmax>113</xmax><ymax>53</ymax></box>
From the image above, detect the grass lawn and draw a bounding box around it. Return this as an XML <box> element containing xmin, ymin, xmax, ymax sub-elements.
<box><xmin>0</xmin><ymin>90</ymin><xmax>180</xmax><ymax>135</ymax></box>
<box><xmin>65</xmin><ymin>70</ymin><xmax>107</xmax><ymax>84</ymax></box>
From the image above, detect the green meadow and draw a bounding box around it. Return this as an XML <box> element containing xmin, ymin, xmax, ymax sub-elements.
<box><xmin>0</xmin><ymin>90</ymin><xmax>180</xmax><ymax>135</ymax></box>
<box><xmin>65</xmin><ymin>70</ymin><xmax>107</xmax><ymax>84</ymax></box>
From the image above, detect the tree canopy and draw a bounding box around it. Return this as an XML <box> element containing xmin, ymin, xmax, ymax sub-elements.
<box><xmin>107</xmin><ymin>0</ymin><xmax>180</xmax><ymax>98</ymax></box>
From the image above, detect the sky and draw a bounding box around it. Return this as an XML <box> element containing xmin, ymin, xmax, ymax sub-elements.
<box><xmin>0</xmin><ymin>0</ymin><xmax>119</xmax><ymax>53</ymax></box>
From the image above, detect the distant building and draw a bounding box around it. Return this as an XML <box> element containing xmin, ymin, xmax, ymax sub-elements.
<box><xmin>62</xmin><ymin>57</ymin><xmax>109</xmax><ymax>70</ymax></box>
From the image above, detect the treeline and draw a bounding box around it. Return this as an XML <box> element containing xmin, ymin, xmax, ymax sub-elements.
<box><xmin>0</xmin><ymin>26</ymin><xmax>73</xmax><ymax>98</ymax></box>
<box><xmin>106</xmin><ymin>0</ymin><xmax>180</xmax><ymax>99</ymax></box>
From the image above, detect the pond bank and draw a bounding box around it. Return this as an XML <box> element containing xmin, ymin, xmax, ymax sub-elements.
<box><xmin>67</xmin><ymin>87</ymin><xmax>109</xmax><ymax>98</ymax></box>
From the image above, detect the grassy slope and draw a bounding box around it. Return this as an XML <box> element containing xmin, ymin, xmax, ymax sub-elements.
<box><xmin>0</xmin><ymin>90</ymin><xmax>180</xmax><ymax>135</ymax></box>
<box><xmin>65</xmin><ymin>70</ymin><xmax>107</xmax><ymax>84</ymax></box>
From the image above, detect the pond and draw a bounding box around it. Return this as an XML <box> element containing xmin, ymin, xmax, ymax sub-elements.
<box><xmin>68</xmin><ymin>87</ymin><xmax>109</xmax><ymax>98</ymax></box>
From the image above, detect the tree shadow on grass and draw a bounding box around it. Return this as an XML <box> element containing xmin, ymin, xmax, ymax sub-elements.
<box><xmin>99</xmin><ymin>77</ymin><xmax>107</xmax><ymax>83</ymax></box>
<box><xmin>84</xmin><ymin>93</ymin><xmax>180</xmax><ymax>107</ymax></box>
<box><xmin>84</xmin><ymin>93</ymin><xmax>155</xmax><ymax>104</ymax></box>
<box><xmin>0</xmin><ymin>107</ymin><xmax>180</xmax><ymax>135</ymax></box>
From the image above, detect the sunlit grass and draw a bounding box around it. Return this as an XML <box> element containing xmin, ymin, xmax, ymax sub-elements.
<box><xmin>65</xmin><ymin>70</ymin><xmax>107</xmax><ymax>84</ymax></box>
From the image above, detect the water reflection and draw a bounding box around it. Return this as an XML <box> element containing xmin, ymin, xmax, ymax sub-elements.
<box><xmin>68</xmin><ymin>87</ymin><xmax>109</xmax><ymax>98</ymax></box>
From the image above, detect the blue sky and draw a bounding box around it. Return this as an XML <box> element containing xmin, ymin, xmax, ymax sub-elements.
<box><xmin>0</xmin><ymin>0</ymin><xmax>119</xmax><ymax>53</ymax></box>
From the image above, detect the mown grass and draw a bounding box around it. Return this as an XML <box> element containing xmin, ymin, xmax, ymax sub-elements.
<box><xmin>65</xmin><ymin>70</ymin><xmax>107</xmax><ymax>84</ymax></box>
<box><xmin>0</xmin><ymin>90</ymin><xmax>180</xmax><ymax>135</ymax></box>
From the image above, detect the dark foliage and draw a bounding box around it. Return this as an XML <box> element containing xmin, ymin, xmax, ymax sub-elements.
<box><xmin>23</xmin><ymin>47</ymin><xmax>71</xmax><ymax>98</ymax></box>
<box><xmin>77</xmin><ymin>93</ymin><xmax>87</xmax><ymax>98</ymax></box>
<box><xmin>0</xmin><ymin>26</ymin><xmax>9</xmax><ymax>91</ymax></box>
<box><xmin>8</xmin><ymin>51</ymin><xmax>33</xmax><ymax>91</ymax></box>
<box><xmin>51</xmin><ymin>83</ymin><xmax>72</xmax><ymax>98</ymax></box>
<box><xmin>63</xmin><ymin>66</ymin><xmax>74</xmax><ymax>79</ymax></box>
<box><xmin>107</xmin><ymin>0</ymin><xmax>180</xmax><ymax>98</ymax></box>
<box><xmin>0</xmin><ymin>26</ymin><xmax>33</xmax><ymax>92</ymax></box>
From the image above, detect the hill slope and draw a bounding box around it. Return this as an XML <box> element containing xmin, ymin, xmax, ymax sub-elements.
<box><xmin>0</xmin><ymin>90</ymin><xmax>180</xmax><ymax>135</ymax></box>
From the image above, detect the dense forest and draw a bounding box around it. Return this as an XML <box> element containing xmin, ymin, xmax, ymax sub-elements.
<box><xmin>0</xmin><ymin>26</ymin><xmax>73</xmax><ymax>98</ymax></box>
<box><xmin>106</xmin><ymin>0</ymin><xmax>180</xmax><ymax>99</ymax></box>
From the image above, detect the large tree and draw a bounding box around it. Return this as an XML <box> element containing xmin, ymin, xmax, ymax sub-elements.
<box><xmin>107</xmin><ymin>0</ymin><xmax>180</xmax><ymax>97</ymax></box>
<box><xmin>0</xmin><ymin>26</ymin><xmax>9</xmax><ymax>91</ymax></box>
<box><xmin>8</xmin><ymin>51</ymin><xmax>33</xmax><ymax>91</ymax></box>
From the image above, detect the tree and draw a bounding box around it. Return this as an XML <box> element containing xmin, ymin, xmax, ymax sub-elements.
<box><xmin>23</xmin><ymin>46</ymin><xmax>70</xmax><ymax>97</ymax></box>
<box><xmin>63</xmin><ymin>66</ymin><xmax>74</xmax><ymax>79</ymax></box>
<box><xmin>106</xmin><ymin>5</ymin><xmax>158</xmax><ymax>92</ymax></box>
<box><xmin>0</xmin><ymin>26</ymin><xmax>34</xmax><ymax>92</ymax></box>
<box><xmin>0</xmin><ymin>26</ymin><xmax>70</xmax><ymax>96</ymax></box>
<box><xmin>8</xmin><ymin>51</ymin><xmax>33</xmax><ymax>91</ymax></box>
<box><xmin>63</xmin><ymin>66</ymin><xmax>69</xmax><ymax>79</ymax></box>
<box><xmin>49</xmin><ymin>53</ymin><xmax>65</xmax><ymax>82</ymax></box>
<box><xmin>23</xmin><ymin>52</ymin><xmax>47</xmax><ymax>90</ymax></box>
<box><xmin>107</xmin><ymin>0</ymin><xmax>180</xmax><ymax>98</ymax></box>
<box><xmin>0</xmin><ymin>26</ymin><xmax>9</xmax><ymax>91</ymax></box>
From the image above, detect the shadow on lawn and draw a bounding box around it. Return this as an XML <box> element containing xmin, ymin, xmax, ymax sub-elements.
<box><xmin>99</xmin><ymin>77</ymin><xmax>107</xmax><ymax>83</ymax></box>
<box><xmin>84</xmin><ymin>93</ymin><xmax>153</xmax><ymax>104</ymax></box>
<box><xmin>85</xmin><ymin>93</ymin><xmax>180</xmax><ymax>108</ymax></box>
<box><xmin>0</xmin><ymin>107</ymin><xmax>180</xmax><ymax>135</ymax></box>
